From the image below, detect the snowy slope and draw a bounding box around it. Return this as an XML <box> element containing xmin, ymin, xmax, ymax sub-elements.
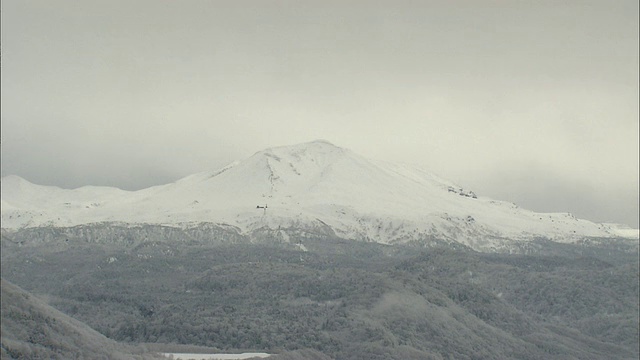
<box><xmin>1</xmin><ymin>140</ymin><xmax>636</xmax><ymax>250</ymax></box>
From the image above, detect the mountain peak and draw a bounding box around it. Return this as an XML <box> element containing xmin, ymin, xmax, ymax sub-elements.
<box><xmin>261</xmin><ymin>139</ymin><xmax>342</xmax><ymax>154</ymax></box>
<box><xmin>252</xmin><ymin>140</ymin><xmax>348</xmax><ymax>168</ymax></box>
<box><xmin>308</xmin><ymin>139</ymin><xmax>337</xmax><ymax>146</ymax></box>
<box><xmin>1</xmin><ymin>175</ymin><xmax>31</xmax><ymax>185</ymax></box>
<box><xmin>3</xmin><ymin>140</ymin><xmax>637</xmax><ymax>247</ymax></box>
<box><xmin>1</xmin><ymin>175</ymin><xmax>37</xmax><ymax>192</ymax></box>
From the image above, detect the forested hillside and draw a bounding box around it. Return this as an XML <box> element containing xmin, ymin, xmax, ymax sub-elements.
<box><xmin>0</xmin><ymin>279</ymin><xmax>164</xmax><ymax>359</ymax></box>
<box><xmin>1</xmin><ymin>232</ymin><xmax>637</xmax><ymax>360</ymax></box>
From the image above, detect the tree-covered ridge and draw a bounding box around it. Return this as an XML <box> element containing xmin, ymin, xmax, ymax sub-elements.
<box><xmin>1</xmin><ymin>234</ymin><xmax>638</xmax><ymax>360</ymax></box>
<box><xmin>0</xmin><ymin>279</ymin><xmax>164</xmax><ymax>360</ymax></box>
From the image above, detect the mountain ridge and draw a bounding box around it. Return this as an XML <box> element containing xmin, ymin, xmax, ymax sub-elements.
<box><xmin>1</xmin><ymin>140</ymin><xmax>637</xmax><ymax>251</ymax></box>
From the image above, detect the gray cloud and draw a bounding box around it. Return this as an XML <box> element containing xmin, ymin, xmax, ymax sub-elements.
<box><xmin>1</xmin><ymin>0</ymin><xmax>638</xmax><ymax>227</ymax></box>
<box><xmin>464</xmin><ymin>161</ymin><xmax>639</xmax><ymax>228</ymax></box>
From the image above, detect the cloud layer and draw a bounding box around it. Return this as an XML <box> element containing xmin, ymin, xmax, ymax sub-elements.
<box><xmin>1</xmin><ymin>0</ymin><xmax>638</xmax><ymax>227</ymax></box>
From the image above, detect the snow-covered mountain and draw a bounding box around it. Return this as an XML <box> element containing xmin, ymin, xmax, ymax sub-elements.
<box><xmin>1</xmin><ymin>140</ymin><xmax>637</xmax><ymax>251</ymax></box>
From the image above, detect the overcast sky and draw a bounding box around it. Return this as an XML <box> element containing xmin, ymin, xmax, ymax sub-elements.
<box><xmin>1</xmin><ymin>0</ymin><xmax>638</xmax><ymax>227</ymax></box>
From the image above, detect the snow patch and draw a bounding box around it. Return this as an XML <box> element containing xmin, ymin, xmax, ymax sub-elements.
<box><xmin>162</xmin><ymin>353</ymin><xmax>270</xmax><ymax>360</ymax></box>
<box><xmin>603</xmin><ymin>223</ymin><xmax>640</xmax><ymax>239</ymax></box>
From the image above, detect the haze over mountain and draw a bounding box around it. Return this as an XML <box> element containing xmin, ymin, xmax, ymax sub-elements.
<box><xmin>1</xmin><ymin>140</ymin><xmax>637</xmax><ymax>252</ymax></box>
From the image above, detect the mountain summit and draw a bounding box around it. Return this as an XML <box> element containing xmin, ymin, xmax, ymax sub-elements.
<box><xmin>1</xmin><ymin>141</ymin><xmax>636</xmax><ymax>251</ymax></box>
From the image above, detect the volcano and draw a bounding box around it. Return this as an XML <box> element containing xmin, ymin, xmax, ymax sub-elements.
<box><xmin>1</xmin><ymin>140</ymin><xmax>636</xmax><ymax>251</ymax></box>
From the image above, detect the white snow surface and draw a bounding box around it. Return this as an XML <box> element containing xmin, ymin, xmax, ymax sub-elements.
<box><xmin>161</xmin><ymin>353</ymin><xmax>270</xmax><ymax>360</ymax></box>
<box><xmin>2</xmin><ymin>140</ymin><xmax>637</xmax><ymax>249</ymax></box>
